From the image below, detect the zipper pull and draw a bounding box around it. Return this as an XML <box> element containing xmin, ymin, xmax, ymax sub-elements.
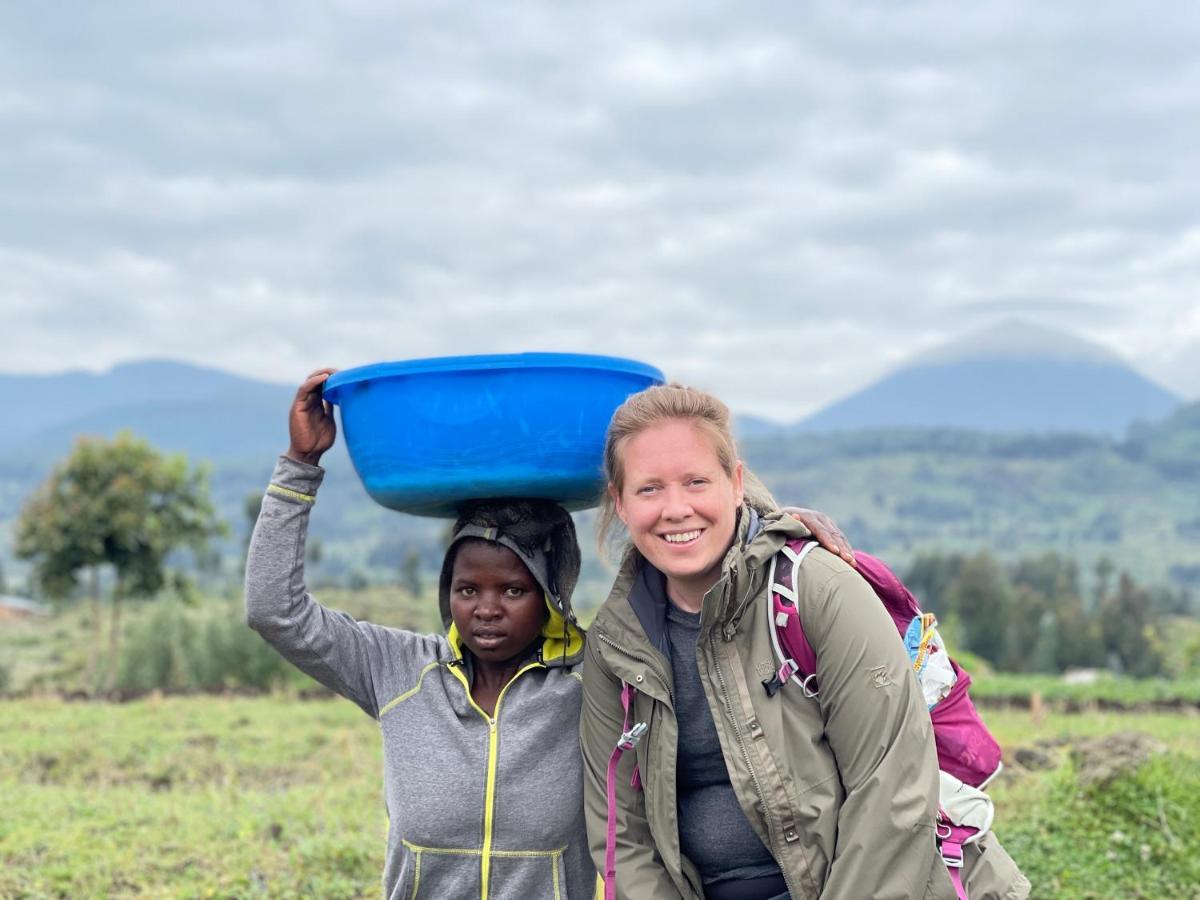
<box><xmin>722</xmin><ymin>622</ymin><xmax>737</xmax><ymax>641</ymax></box>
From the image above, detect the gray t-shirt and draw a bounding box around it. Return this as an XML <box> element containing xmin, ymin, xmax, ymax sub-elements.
<box><xmin>666</xmin><ymin>602</ymin><xmax>783</xmax><ymax>886</ymax></box>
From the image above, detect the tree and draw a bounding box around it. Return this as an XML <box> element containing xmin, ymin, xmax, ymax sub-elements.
<box><xmin>15</xmin><ymin>432</ymin><xmax>225</xmax><ymax>693</ymax></box>
<box><xmin>945</xmin><ymin>552</ymin><xmax>1016</xmax><ymax>669</ymax></box>
<box><xmin>1098</xmin><ymin>572</ymin><xmax>1166</xmax><ymax>677</ymax></box>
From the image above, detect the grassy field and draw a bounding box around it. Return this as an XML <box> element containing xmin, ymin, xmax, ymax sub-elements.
<box><xmin>0</xmin><ymin>697</ymin><xmax>383</xmax><ymax>899</ymax></box>
<box><xmin>1</xmin><ymin>697</ymin><xmax>1197</xmax><ymax>899</ymax></box>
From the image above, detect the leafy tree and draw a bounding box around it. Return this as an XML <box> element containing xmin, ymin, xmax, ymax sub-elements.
<box><xmin>905</xmin><ymin>552</ymin><xmax>967</xmax><ymax>618</ymax></box>
<box><xmin>945</xmin><ymin>552</ymin><xmax>1016</xmax><ymax>668</ymax></box>
<box><xmin>15</xmin><ymin>432</ymin><xmax>225</xmax><ymax>693</ymax></box>
<box><xmin>1098</xmin><ymin>572</ymin><xmax>1166</xmax><ymax>677</ymax></box>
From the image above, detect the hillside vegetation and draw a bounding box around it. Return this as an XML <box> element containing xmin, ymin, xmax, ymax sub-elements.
<box><xmin>744</xmin><ymin>403</ymin><xmax>1200</xmax><ymax>590</ymax></box>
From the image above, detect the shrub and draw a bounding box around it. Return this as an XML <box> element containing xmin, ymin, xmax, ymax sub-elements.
<box><xmin>115</xmin><ymin>597</ymin><xmax>298</xmax><ymax>694</ymax></box>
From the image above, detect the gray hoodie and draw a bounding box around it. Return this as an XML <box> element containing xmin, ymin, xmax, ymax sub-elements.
<box><xmin>245</xmin><ymin>456</ymin><xmax>596</xmax><ymax>900</ymax></box>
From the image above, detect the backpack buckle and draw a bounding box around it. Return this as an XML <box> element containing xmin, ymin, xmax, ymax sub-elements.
<box><xmin>617</xmin><ymin>722</ymin><xmax>648</xmax><ymax>751</ymax></box>
<box><xmin>940</xmin><ymin>840</ymin><xmax>964</xmax><ymax>868</ymax></box>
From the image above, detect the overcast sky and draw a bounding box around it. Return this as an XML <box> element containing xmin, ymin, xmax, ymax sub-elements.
<box><xmin>2</xmin><ymin>1</ymin><xmax>1198</xmax><ymax>420</ymax></box>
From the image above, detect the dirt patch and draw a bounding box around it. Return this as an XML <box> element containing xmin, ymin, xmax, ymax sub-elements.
<box><xmin>1011</xmin><ymin>746</ymin><xmax>1055</xmax><ymax>770</ymax></box>
<box><xmin>1070</xmin><ymin>732</ymin><xmax>1167</xmax><ymax>786</ymax></box>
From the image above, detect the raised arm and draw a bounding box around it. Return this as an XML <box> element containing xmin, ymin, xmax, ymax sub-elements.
<box><xmin>802</xmin><ymin>560</ymin><xmax>945</xmax><ymax>899</ymax></box>
<box><xmin>245</xmin><ymin>369</ymin><xmax>441</xmax><ymax>718</ymax></box>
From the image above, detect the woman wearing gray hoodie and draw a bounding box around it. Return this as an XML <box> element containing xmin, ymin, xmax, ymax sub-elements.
<box><xmin>245</xmin><ymin>368</ymin><xmax>595</xmax><ymax>900</ymax></box>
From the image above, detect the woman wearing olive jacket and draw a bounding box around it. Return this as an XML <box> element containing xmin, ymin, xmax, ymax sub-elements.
<box><xmin>580</xmin><ymin>383</ymin><xmax>1029</xmax><ymax>900</ymax></box>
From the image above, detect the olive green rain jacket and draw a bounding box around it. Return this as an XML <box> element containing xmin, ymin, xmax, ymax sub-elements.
<box><xmin>580</xmin><ymin>509</ymin><xmax>1029</xmax><ymax>900</ymax></box>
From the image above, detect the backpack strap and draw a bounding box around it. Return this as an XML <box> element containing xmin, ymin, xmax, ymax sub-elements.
<box><xmin>763</xmin><ymin>539</ymin><xmax>821</xmax><ymax>697</ymax></box>
<box><xmin>936</xmin><ymin>811</ymin><xmax>977</xmax><ymax>900</ymax></box>
<box><xmin>604</xmin><ymin>682</ymin><xmax>646</xmax><ymax>900</ymax></box>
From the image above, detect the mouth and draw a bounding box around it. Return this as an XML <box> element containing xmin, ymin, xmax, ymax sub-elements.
<box><xmin>472</xmin><ymin>629</ymin><xmax>507</xmax><ymax>646</ymax></box>
<box><xmin>659</xmin><ymin>528</ymin><xmax>703</xmax><ymax>547</ymax></box>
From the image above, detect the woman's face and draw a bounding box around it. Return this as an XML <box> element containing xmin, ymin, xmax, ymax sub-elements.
<box><xmin>449</xmin><ymin>540</ymin><xmax>547</xmax><ymax>665</ymax></box>
<box><xmin>612</xmin><ymin>418</ymin><xmax>744</xmax><ymax>593</ymax></box>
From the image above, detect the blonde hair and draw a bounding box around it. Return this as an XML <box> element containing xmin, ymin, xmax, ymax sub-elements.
<box><xmin>597</xmin><ymin>382</ymin><xmax>777</xmax><ymax>560</ymax></box>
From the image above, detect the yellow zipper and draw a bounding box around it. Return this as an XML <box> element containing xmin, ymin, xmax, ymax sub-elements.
<box><xmin>447</xmin><ymin>660</ymin><xmax>543</xmax><ymax>900</ymax></box>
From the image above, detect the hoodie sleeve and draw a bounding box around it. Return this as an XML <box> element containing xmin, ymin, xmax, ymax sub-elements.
<box><xmin>801</xmin><ymin>560</ymin><xmax>946</xmax><ymax>900</ymax></box>
<box><xmin>244</xmin><ymin>455</ymin><xmax>444</xmax><ymax>719</ymax></box>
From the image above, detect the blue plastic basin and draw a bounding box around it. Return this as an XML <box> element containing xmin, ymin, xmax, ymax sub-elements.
<box><xmin>323</xmin><ymin>353</ymin><xmax>665</xmax><ymax>517</ymax></box>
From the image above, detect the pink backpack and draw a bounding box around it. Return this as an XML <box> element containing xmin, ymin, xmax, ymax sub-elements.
<box><xmin>766</xmin><ymin>539</ymin><xmax>1002</xmax><ymax>900</ymax></box>
<box><xmin>603</xmin><ymin>540</ymin><xmax>1003</xmax><ymax>900</ymax></box>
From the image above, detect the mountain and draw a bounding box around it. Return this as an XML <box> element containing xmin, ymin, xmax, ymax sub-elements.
<box><xmin>796</xmin><ymin>321</ymin><xmax>1181</xmax><ymax>435</ymax></box>
<box><xmin>0</xmin><ymin>360</ymin><xmax>294</xmax><ymax>462</ymax></box>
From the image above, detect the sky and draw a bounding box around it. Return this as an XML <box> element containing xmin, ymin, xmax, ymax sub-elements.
<box><xmin>2</xmin><ymin>1</ymin><xmax>1198</xmax><ymax>420</ymax></box>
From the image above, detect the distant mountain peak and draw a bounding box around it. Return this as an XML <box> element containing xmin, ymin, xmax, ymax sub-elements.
<box><xmin>922</xmin><ymin>319</ymin><xmax>1124</xmax><ymax>367</ymax></box>
<box><xmin>795</xmin><ymin>319</ymin><xmax>1180</xmax><ymax>435</ymax></box>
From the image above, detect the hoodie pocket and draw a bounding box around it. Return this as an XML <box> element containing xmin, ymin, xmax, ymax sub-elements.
<box><xmin>399</xmin><ymin>841</ymin><xmax>483</xmax><ymax>899</ymax></box>
<box><xmin>486</xmin><ymin>847</ymin><xmax>570</xmax><ymax>900</ymax></box>
<box><xmin>399</xmin><ymin>841</ymin><xmax>567</xmax><ymax>899</ymax></box>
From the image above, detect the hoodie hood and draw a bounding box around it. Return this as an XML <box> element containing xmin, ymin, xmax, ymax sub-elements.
<box><xmin>439</xmin><ymin>499</ymin><xmax>585</xmax><ymax>667</ymax></box>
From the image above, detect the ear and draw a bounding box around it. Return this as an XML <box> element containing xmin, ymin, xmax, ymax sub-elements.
<box><xmin>609</xmin><ymin>483</ymin><xmax>627</xmax><ymax>525</ymax></box>
<box><xmin>733</xmin><ymin>460</ymin><xmax>745</xmax><ymax>506</ymax></box>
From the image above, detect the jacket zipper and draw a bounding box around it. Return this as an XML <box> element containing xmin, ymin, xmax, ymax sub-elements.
<box><xmin>595</xmin><ymin>631</ymin><xmax>673</xmax><ymax>704</ymax></box>
<box><xmin>447</xmin><ymin>660</ymin><xmax>543</xmax><ymax>900</ymax></box>
<box><xmin>708</xmin><ymin>633</ymin><xmax>802</xmax><ymax>900</ymax></box>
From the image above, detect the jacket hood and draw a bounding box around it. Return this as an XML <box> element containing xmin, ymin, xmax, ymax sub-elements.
<box><xmin>439</xmin><ymin>500</ymin><xmax>585</xmax><ymax>668</ymax></box>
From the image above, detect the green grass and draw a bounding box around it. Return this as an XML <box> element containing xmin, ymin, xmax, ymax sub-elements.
<box><xmin>973</xmin><ymin>673</ymin><xmax>1200</xmax><ymax>709</ymax></box>
<box><xmin>2</xmin><ymin>697</ymin><xmax>1198</xmax><ymax>898</ymax></box>
<box><xmin>981</xmin><ymin>708</ymin><xmax>1200</xmax><ymax>899</ymax></box>
<box><xmin>0</xmin><ymin>696</ymin><xmax>384</xmax><ymax>898</ymax></box>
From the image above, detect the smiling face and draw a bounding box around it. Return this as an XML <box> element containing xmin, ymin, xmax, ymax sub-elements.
<box><xmin>449</xmin><ymin>540</ymin><xmax>548</xmax><ymax>664</ymax></box>
<box><xmin>612</xmin><ymin>417</ymin><xmax>744</xmax><ymax>607</ymax></box>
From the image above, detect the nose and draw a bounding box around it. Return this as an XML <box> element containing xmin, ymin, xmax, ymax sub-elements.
<box><xmin>474</xmin><ymin>591</ymin><xmax>503</xmax><ymax>620</ymax></box>
<box><xmin>660</xmin><ymin>485</ymin><xmax>694</xmax><ymax>522</ymax></box>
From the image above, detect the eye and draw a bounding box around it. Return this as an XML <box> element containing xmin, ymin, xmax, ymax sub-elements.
<box><xmin>504</xmin><ymin>586</ymin><xmax>529</xmax><ymax>599</ymax></box>
<box><xmin>456</xmin><ymin>586</ymin><xmax>477</xmax><ymax>597</ymax></box>
<box><xmin>688</xmin><ymin>478</ymin><xmax>709</xmax><ymax>488</ymax></box>
<box><xmin>636</xmin><ymin>484</ymin><xmax>660</xmax><ymax>496</ymax></box>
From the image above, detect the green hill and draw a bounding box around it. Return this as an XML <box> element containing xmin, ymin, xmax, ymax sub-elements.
<box><xmin>741</xmin><ymin>408</ymin><xmax>1200</xmax><ymax>589</ymax></box>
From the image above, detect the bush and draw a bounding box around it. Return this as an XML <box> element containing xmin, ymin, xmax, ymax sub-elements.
<box><xmin>115</xmin><ymin>597</ymin><xmax>298</xmax><ymax>694</ymax></box>
<box><xmin>1001</xmin><ymin>750</ymin><xmax>1200</xmax><ymax>896</ymax></box>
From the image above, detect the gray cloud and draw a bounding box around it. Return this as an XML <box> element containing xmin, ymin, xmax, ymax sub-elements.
<box><xmin>1</xmin><ymin>0</ymin><xmax>1198</xmax><ymax>420</ymax></box>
